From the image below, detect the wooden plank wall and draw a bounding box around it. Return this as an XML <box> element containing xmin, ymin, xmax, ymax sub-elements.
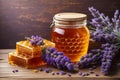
<box><xmin>0</xmin><ymin>0</ymin><xmax>120</xmax><ymax>49</ymax></box>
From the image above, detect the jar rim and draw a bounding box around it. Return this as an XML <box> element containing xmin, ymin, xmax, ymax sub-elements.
<box><xmin>54</xmin><ymin>12</ymin><xmax>87</xmax><ymax>22</ymax></box>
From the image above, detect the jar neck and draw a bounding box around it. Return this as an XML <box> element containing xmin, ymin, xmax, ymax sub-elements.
<box><xmin>51</xmin><ymin>19</ymin><xmax>87</xmax><ymax>28</ymax></box>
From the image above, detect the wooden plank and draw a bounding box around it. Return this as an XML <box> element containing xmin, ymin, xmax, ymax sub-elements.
<box><xmin>0</xmin><ymin>63</ymin><xmax>106</xmax><ymax>78</ymax></box>
<box><xmin>0</xmin><ymin>53</ymin><xmax>8</xmax><ymax>62</ymax></box>
<box><xmin>0</xmin><ymin>49</ymin><xmax>15</xmax><ymax>62</ymax></box>
<box><xmin>0</xmin><ymin>49</ymin><xmax>120</xmax><ymax>80</ymax></box>
<box><xmin>0</xmin><ymin>49</ymin><xmax>15</xmax><ymax>54</ymax></box>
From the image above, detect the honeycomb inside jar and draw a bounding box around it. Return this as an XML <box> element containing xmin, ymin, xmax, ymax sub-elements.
<box><xmin>51</xmin><ymin>26</ymin><xmax>90</xmax><ymax>62</ymax></box>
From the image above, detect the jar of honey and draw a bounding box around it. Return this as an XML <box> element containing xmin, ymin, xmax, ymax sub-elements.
<box><xmin>51</xmin><ymin>12</ymin><xmax>90</xmax><ymax>62</ymax></box>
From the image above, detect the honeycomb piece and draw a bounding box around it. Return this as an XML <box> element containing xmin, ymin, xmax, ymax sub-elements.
<box><xmin>8</xmin><ymin>52</ymin><xmax>45</xmax><ymax>68</ymax></box>
<box><xmin>42</xmin><ymin>39</ymin><xmax>55</xmax><ymax>48</ymax></box>
<box><xmin>16</xmin><ymin>39</ymin><xmax>55</xmax><ymax>58</ymax></box>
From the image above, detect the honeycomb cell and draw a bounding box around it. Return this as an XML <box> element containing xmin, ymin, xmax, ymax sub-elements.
<box><xmin>61</xmin><ymin>42</ymin><xmax>64</xmax><ymax>44</ymax></box>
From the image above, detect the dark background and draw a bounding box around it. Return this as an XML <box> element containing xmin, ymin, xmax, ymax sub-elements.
<box><xmin>0</xmin><ymin>0</ymin><xmax>120</xmax><ymax>49</ymax></box>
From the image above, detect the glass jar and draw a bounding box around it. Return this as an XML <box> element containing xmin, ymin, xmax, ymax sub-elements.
<box><xmin>51</xmin><ymin>12</ymin><xmax>90</xmax><ymax>62</ymax></box>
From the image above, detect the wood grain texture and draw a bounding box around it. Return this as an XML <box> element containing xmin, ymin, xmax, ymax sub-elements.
<box><xmin>0</xmin><ymin>0</ymin><xmax>120</xmax><ymax>48</ymax></box>
<box><xmin>0</xmin><ymin>49</ymin><xmax>120</xmax><ymax>80</ymax></box>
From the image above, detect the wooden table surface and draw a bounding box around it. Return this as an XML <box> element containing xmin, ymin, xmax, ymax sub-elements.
<box><xmin>0</xmin><ymin>49</ymin><xmax>120</xmax><ymax>80</ymax></box>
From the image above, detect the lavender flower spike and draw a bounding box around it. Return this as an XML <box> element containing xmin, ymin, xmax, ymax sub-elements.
<box><xmin>114</xmin><ymin>10</ymin><xmax>119</xmax><ymax>19</ymax></box>
<box><xmin>89</xmin><ymin>7</ymin><xmax>113</xmax><ymax>32</ymax></box>
<box><xmin>88</xmin><ymin>7</ymin><xmax>100</xmax><ymax>17</ymax></box>
<box><xmin>42</xmin><ymin>47</ymin><xmax>75</xmax><ymax>71</ymax></box>
<box><xmin>112</xmin><ymin>10</ymin><xmax>120</xmax><ymax>33</ymax></box>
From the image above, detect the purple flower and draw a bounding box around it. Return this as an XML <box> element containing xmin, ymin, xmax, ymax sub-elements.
<box><xmin>26</xmin><ymin>35</ymin><xmax>44</xmax><ymax>46</ymax></box>
<box><xmin>101</xmin><ymin>43</ymin><xmax>117</xmax><ymax>75</ymax></box>
<box><xmin>12</xmin><ymin>69</ymin><xmax>19</xmax><ymax>73</ymax></box>
<box><xmin>56</xmin><ymin>72</ymin><xmax>60</xmax><ymax>75</ymax></box>
<box><xmin>78</xmin><ymin>71</ymin><xmax>83</xmax><ymax>75</ymax></box>
<box><xmin>42</xmin><ymin>47</ymin><xmax>75</xmax><ymax>71</ymax></box>
<box><xmin>51</xmin><ymin>72</ymin><xmax>55</xmax><ymax>75</ymax></box>
<box><xmin>38</xmin><ymin>68</ymin><xmax>44</xmax><ymax>71</ymax></box>
<box><xmin>60</xmin><ymin>71</ymin><xmax>66</xmax><ymax>75</ymax></box>
<box><xmin>78</xmin><ymin>49</ymin><xmax>102</xmax><ymax>68</ymax></box>
<box><xmin>95</xmin><ymin>74</ymin><xmax>99</xmax><ymax>76</ymax></box>
<box><xmin>45</xmin><ymin>68</ymin><xmax>52</xmax><ymax>73</ymax></box>
<box><xmin>67</xmin><ymin>73</ymin><xmax>72</xmax><ymax>77</ymax></box>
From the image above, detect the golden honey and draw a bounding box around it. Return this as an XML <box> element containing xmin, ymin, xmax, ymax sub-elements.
<box><xmin>8</xmin><ymin>52</ymin><xmax>45</xmax><ymax>68</ymax></box>
<box><xmin>51</xmin><ymin>13</ymin><xmax>90</xmax><ymax>62</ymax></box>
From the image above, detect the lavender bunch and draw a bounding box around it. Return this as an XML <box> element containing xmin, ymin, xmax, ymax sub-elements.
<box><xmin>42</xmin><ymin>47</ymin><xmax>75</xmax><ymax>71</ymax></box>
<box><xmin>101</xmin><ymin>43</ymin><xmax>117</xmax><ymax>75</ymax></box>
<box><xmin>89</xmin><ymin>7</ymin><xmax>113</xmax><ymax>32</ymax></box>
<box><xmin>25</xmin><ymin>35</ymin><xmax>44</xmax><ymax>46</ymax></box>
<box><xmin>88</xmin><ymin>7</ymin><xmax>120</xmax><ymax>75</ymax></box>
<box><xmin>77</xmin><ymin>43</ymin><xmax>118</xmax><ymax>75</ymax></box>
<box><xmin>78</xmin><ymin>49</ymin><xmax>103</xmax><ymax>68</ymax></box>
<box><xmin>89</xmin><ymin>7</ymin><xmax>120</xmax><ymax>44</ymax></box>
